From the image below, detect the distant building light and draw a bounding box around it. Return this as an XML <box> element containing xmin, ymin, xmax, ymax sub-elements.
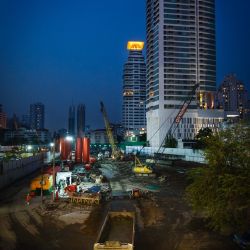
<box><xmin>227</xmin><ymin>114</ymin><xmax>239</xmax><ymax>118</ymax></box>
<box><xmin>127</xmin><ymin>41</ymin><xmax>144</xmax><ymax>51</ymax></box>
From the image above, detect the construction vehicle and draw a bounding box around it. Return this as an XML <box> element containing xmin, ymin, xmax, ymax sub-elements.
<box><xmin>100</xmin><ymin>101</ymin><xmax>123</xmax><ymax>160</ymax></box>
<box><xmin>132</xmin><ymin>156</ymin><xmax>155</xmax><ymax>177</ymax></box>
<box><xmin>94</xmin><ymin>211</ymin><xmax>135</xmax><ymax>250</ymax></box>
<box><xmin>30</xmin><ymin>174</ymin><xmax>53</xmax><ymax>195</ymax></box>
<box><xmin>132</xmin><ymin>83</ymin><xmax>199</xmax><ymax>170</ymax></box>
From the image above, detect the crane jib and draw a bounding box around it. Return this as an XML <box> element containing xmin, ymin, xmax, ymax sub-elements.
<box><xmin>175</xmin><ymin>103</ymin><xmax>189</xmax><ymax>124</ymax></box>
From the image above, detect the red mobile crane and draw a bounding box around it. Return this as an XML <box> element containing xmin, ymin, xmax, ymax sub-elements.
<box><xmin>133</xmin><ymin>83</ymin><xmax>199</xmax><ymax>172</ymax></box>
<box><xmin>156</xmin><ymin>83</ymin><xmax>199</xmax><ymax>153</ymax></box>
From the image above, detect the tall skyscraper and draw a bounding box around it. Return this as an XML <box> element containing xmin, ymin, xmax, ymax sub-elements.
<box><xmin>0</xmin><ymin>104</ymin><xmax>7</xmax><ymax>129</ymax></box>
<box><xmin>68</xmin><ymin>105</ymin><xmax>75</xmax><ymax>135</ymax></box>
<box><xmin>77</xmin><ymin>104</ymin><xmax>85</xmax><ymax>137</ymax></box>
<box><xmin>216</xmin><ymin>74</ymin><xmax>248</xmax><ymax>118</ymax></box>
<box><xmin>30</xmin><ymin>103</ymin><xmax>45</xmax><ymax>130</ymax></box>
<box><xmin>122</xmin><ymin>41</ymin><xmax>146</xmax><ymax>136</ymax></box>
<box><xmin>146</xmin><ymin>0</ymin><xmax>223</xmax><ymax>146</ymax></box>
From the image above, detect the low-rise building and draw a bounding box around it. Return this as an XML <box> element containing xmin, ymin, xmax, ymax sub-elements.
<box><xmin>4</xmin><ymin>128</ymin><xmax>51</xmax><ymax>144</ymax></box>
<box><xmin>88</xmin><ymin>129</ymin><xmax>109</xmax><ymax>145</ymax></box>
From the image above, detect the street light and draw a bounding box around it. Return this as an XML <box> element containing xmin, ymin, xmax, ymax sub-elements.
<box><xmin>51</xmin><ymin>140</ymin><xmax>56</xmax><ymax>201</ymax></box>
<box><xmin>65</xmin><ymin>135</ymin><xmax>73</xmax><ymax>142</ymax></box>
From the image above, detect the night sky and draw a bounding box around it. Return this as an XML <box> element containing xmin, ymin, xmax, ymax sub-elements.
<box><xmin>0</xmin><ymin>0</ymin><xmax>249</xmax><ymax>132</ymax></box>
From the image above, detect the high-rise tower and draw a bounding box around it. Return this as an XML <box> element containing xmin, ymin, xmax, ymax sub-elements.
<box><xmin>216</xmin><ymin>74</ymin><xmax>248</xmax><ymax>118</ymax></box>
<box><xmin>30</xmin><ymin>103</ymin><xmax>45</xmax><ymax>130</ymax></box>
<box><xmin>0</xmin><ymin>104</ymin><xmax>7</xmax><ymax>129</ymax></box>
<box><xmin>122</xmin><ymin>41</ymin><xmax>146</xmax><ymax>136</ymax></box>
<box><xmin>77</xmin><ymin>104</ymin><xmax>85</xmax><ymax>137</ymax></box>
<box><xmin>68</xmin><ymin>105</ymin><xmax>75</xmax><ymax>136</ymax></box>
<box><xmin>146</xmin><ymin>0</ymin><xmax>223</xmax><ymax>146</ymax></box>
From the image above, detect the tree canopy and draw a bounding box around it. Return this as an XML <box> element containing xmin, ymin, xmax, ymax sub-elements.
<box><xmin>186</xmin><ymin>124</ymin><xmax>250</xmax><ymax>234</ymax></box>
<box><xmin>164</xmin><ymin>135</ymin><xmax>178</xmax><ymax>148</ymax></box>
<box><xmin>193</xmin><ymin>127</ymin><xmax>213</xmax><ymax>149</ymax></box>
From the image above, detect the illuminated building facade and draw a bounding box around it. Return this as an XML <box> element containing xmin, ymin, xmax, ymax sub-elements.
<box><xmin>122</xmin><ymin>41</ymin><xmax>146</xmax><ymax>137</ymax></box>
<box><xmin>30</xmin><ymin>103</ymin><xmax>45</xmax><ymax>130</ymax></box>
<box><xmin>146</xmin><ymin>0</ymin><xmax>223</xmax><ymax>146</ymax></box>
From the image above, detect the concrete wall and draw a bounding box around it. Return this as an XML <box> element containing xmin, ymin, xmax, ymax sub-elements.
<box><xmin>126</xmin><ymin>146</ymin><xmax>205</xmax><ymax>164</ymax></box>
<box><xmin>0</xmin><ymin>154</ymin><xmax>44</xmax><ymax>190</ymax></box>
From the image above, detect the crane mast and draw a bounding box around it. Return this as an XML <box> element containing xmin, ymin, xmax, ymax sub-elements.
<box><xmin>100</xmin><ymin>101</ymin><xmax>120</xmax><ymax>159</ymax></box>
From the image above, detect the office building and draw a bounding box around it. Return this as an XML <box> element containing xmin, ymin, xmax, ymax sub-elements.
<box><xmin>122</xmin><ymin>41</ymin><xmax>146</xmax><ymax>137</ymax></box>
<box><xmin>146</xmin><ymin>0</ymin><xmax>223</xmax><ymax>146</ymax></box>
<box><xmin>216</xmin><ymin>74</ymin><xmax>248</xmax><ymax>118</ymax></box>
<box><xmin>0</xmin><ymin>105</ymin><xmax>7</xmax><ymax>129</ymax></box>
<box><xmin>68</xmin><ymin>105</ymin><xmax>75</xmax><ymax>136</ymax></box>
<box><xmin>30</xmin><ymin>103</ymin><xmax>45</xmax><ymax>130</ymax></box>
<box><xmin>77</xmin><ymin>104</ymin><xmax>85</xmax><ymax>137</ymax></box>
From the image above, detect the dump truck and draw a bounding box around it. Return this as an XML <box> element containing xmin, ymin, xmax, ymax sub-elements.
<box><xmin>94</xmin><ymin>211</ymin><xmax>135</xmax><ymax>250</ymax></box>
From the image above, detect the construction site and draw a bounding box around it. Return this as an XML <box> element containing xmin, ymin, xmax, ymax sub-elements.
<box><xmin>0</xmin><ymin>101</ymin><xmax>238</xmax><ymax>250</ymax></box>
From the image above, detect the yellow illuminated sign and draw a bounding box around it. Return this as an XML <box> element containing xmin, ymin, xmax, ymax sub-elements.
<box><xmin>127</xmin><ymin>41</ymin><xmax>144</xmax><ymax>51</ymax></box>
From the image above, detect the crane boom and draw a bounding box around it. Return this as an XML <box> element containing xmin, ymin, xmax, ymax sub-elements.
<box><xmin>100</xmin><ymin>101</ymin><xmax>120</xmax><ymax>159</ymax></box>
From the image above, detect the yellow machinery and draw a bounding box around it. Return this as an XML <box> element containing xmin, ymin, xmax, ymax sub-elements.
<box><xmin>30</xmin><ymin>174</ymin><xmax>53</xmax><ymax>195</ymax></box>
<box><xmin>100</xmin><ymin>101</ymin><xmax>123</xmax><ymax>160</ymax></box>
<box><xmin>133</xmin><ymin>156</ymin><xmax>155</xmax><ymax>176</ymax></box>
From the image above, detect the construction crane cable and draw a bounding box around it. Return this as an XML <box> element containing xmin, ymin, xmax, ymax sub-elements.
<box><xmin>156</xmin><ymin>83</ymin><xmax>199</xmax><ymax>155</ymax></box>
<box><xmin>137</xmin><ymin>101</ymin><xmax>183</xmax><ymax>155</ymax></box>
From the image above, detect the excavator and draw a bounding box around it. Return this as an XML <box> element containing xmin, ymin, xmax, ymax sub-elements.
<box><xmin>100</xmin><ymin>101</ymin><xmax>123</xmax><ymax>160</ymax></box>
<box><xmin>132</xmin><ymin>83</ymin><xmax>199</xmax><ymax>175</ymax></box>
<box><xmin>133</xmin><ymin>155</ymin><xmax>155</xmax><ymax>176</ymax></box>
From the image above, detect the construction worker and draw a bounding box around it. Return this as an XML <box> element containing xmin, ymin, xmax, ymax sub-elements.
<box><xmin>26</xmin><ymin>193</ymin><xmax>31</xmax><ymax>205</ymax></box>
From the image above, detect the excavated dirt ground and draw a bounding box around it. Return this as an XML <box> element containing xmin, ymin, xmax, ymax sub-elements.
<box><xmin>0</xmin><ymin>160</ymin><xmax>237</xmax><ymax>250</ymax></box>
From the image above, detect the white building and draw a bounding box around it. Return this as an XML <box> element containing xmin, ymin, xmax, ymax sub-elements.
<box><xmin>146</xmin><ymin>0</ymin><xmax>223</xmax><ymax>147</ymax></box>
<box><xmin>89</xmin><ymin>129</ymin><xmax>109</xmax><ymax>145</ymax></box>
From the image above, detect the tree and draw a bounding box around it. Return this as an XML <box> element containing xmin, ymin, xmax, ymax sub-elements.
<box><xmin>164</xmin><ymin>135</ymin><xmax>178</xmax><ymax>148</ymax></box>
<box><xmin>193</xmin><ymin>127</ymin><xmax>213</xmax><ymax>149</ymax></box>
<box><xmin>186</xmin><ymin>124</ymin><xmax>250</xmax><ymax>234</ymax></box>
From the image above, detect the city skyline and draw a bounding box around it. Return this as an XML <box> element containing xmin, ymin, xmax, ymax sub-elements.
<box><xmin>0</xmin><ymin>0</ymin><xmax>249</xmax><ymax>131</ymax></box>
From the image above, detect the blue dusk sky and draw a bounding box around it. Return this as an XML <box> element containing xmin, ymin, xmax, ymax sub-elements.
<box><xmin>0</xmin><ymin>0</ymin><xmax>249</xmax><ymax>131</ymax></box>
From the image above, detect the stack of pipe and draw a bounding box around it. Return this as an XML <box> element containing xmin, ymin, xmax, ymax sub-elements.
<box><xmin>60</xmin><ymin>138</ymin><xmax>71</xmax><ymax>160</ymax></box>
<box><xmin>75</xmin><ymin>138</ymin><xmax>82</xmax><ymax>163</ymax></box>
<box><xmin>82</xmin><ymin>137</ymin><xmax>90</xmax><ymax>163</ymax></box>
